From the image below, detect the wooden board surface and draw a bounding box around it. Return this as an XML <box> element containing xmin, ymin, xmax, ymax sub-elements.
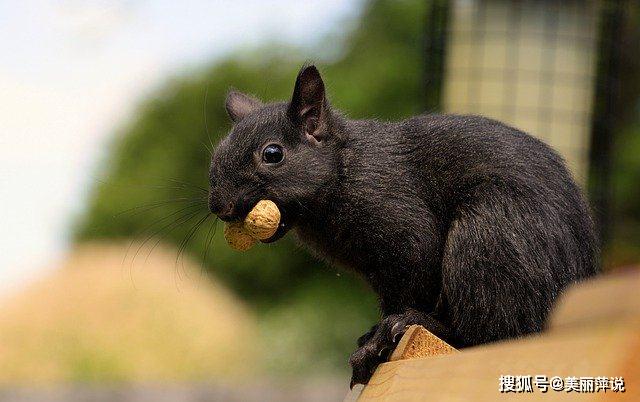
<box><xmin>346</xmin><ymin>270</ymin><xmax>640</xmax><ymax>402</ymax></box>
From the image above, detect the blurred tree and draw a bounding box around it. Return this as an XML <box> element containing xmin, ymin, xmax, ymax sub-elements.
<box><xmin>74</xmin><ymin>0</ymin><xmax>429</xmax><ymax>374</ymax></box>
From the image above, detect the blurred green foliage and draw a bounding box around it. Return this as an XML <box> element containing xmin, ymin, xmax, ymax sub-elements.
<box><xmin>607</xmin><ymin>122</ymin><xmax>640</xmax><ymax>268</ymax></box>
<box><xmin>74</xmin><ymin>0</ymin><xmax>429</xmax><ymax>375</ymax></box>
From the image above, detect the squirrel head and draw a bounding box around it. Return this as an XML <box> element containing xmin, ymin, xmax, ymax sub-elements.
<box><xmin>208</xmin><ymin>65</ymin><xmax>341</xmax><ymax>242</ymax></box>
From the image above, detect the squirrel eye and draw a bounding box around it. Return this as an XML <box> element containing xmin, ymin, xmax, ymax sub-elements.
<box><xmin>262</xmin><ymin>144</ymin><xmax>284</xmax><ymax>164</ymax></box>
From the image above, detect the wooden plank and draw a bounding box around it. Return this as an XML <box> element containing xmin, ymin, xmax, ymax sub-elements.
<box><xmin>548</xmin><ymin>270</ymin><xmax>640</xmax><ymax>332</ymax></box>
<box><xmin>348</xmin><ymin>270</ymin><xmax>640</xmax><ymax>401</ymax></box>
<box><xmin>358</xmin><ymin>320</ymin><xmax>638</xmax><ymax>401</ymax></box>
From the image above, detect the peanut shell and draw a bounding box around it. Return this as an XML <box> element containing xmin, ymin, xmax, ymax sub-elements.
<box><xmin>223</xmin><ymin>222</ymin><xmax>257</xmax><ymax>251</ymax></box>
<box><xmin>243</xmin><ymin>200</ymin><xmax>281</xmax><ymax>240</ymax></box>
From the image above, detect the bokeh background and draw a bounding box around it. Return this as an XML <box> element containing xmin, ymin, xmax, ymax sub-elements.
<box><xmin>1</xmin><ymin>0</ymin><xmax>639</xmax><ymax>401</ymax></box>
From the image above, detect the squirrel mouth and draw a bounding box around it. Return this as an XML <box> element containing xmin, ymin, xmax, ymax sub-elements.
<box><xmin>259</xmin><ymin>201</ymin><xmax>291</xmax><ymax>243</ymax></box>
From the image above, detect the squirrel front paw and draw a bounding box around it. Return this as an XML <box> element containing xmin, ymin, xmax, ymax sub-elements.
<box><xmin>349</xmin><ymin>309</ymin><xmax>451</xmax><ymax>388</ymax></box>
<box><xmin>349</xmin><ymin>313</ymin><xmax>414</xmax><ymax>387</ymax></box>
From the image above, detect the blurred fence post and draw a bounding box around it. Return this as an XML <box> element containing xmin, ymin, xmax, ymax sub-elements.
<box><xmin>589</xmin><ymin>0</ymin><xmax>631</xmax><ymax>248</ymax></box>
<box><xmin>423</xmin><ymin>0</ymin><xmax>450</xmax><ymax>112</ymax></box>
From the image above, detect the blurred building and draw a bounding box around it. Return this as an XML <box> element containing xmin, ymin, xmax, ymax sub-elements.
<box><xmin>426</xmin><ymin>0</ymin><xmax>630</xmax><ymax>239</ymax></box>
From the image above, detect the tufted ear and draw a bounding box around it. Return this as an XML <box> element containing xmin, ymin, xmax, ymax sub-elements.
<box><xmin>288</xmin><ymin>65</ymin><xmax>327</xmax><ymax>142</ymax></box>
<box><xmin>225</xmin><ymin>90</ymin><xmax>262</xmax><ymax>122</ymax></box>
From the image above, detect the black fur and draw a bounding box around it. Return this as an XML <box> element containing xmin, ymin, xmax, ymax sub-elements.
<box><xmin>209</xmin><ymin>65</ymin><xmax>599</xmax><ymax>386</ymax></box>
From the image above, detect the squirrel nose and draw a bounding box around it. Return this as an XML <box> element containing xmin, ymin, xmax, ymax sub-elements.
<box><xmin>208</xmin><ymin>194</ymin><xmax>221</xmax><ymax>214</ymax></box>
<box><xmin>211</xmin><ymin>200</ymin><xmax>238</xmax><ymax>222</ymax></box>
<box><xmin>217</xmin><ymin>210</ymin><xmax>239</xmax><ymax>222</ymax></box>
<box><xmin>208</xmin><ymin>188</ymin><xmax>247</xmax><ymax>221</ymax></box>
<box><xmin>208</xmin><ymin>193</ymin><xmax>230</xmax><ymax>216</ymax></box>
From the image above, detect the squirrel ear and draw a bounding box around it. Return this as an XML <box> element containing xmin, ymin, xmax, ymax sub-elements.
<box><xmin>288</xmin><ymin>65</ymin><xmax>327</xmax><ymax>142</ymax></box>
<box><xmin>225</xmin><ymin>90</ymin><xmax>262</xmax><ymax>122</ymax></box>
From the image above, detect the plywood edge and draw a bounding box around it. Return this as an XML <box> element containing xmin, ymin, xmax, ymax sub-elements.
<box><xmin>389</xmin><ymin>324</ymin><xmax>457</xmax><ymax>361</ymax></box>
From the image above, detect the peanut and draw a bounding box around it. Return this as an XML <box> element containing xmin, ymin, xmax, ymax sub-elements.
<box><xmin>223</xmin><ymin>200</ymin><xmax>281</xmax><ymax>251</ymax></box>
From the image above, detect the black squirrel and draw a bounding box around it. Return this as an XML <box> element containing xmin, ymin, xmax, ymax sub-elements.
<box><xmin>208</xmin><ymin>65</ymin><xmax>599</xmax><ymax>386</ymax></box>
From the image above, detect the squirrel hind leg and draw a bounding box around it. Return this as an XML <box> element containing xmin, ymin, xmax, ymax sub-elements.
<box><xmin>440</xmin><ymin>189</ymin><xmax>566</xmax><ymax>346</ymax></box>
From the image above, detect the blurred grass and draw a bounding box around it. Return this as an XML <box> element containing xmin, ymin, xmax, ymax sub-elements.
<box><xmin>0</xmin><ymin>243</ymin><xmax>258</xmax><ymax>384</ymax></box>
